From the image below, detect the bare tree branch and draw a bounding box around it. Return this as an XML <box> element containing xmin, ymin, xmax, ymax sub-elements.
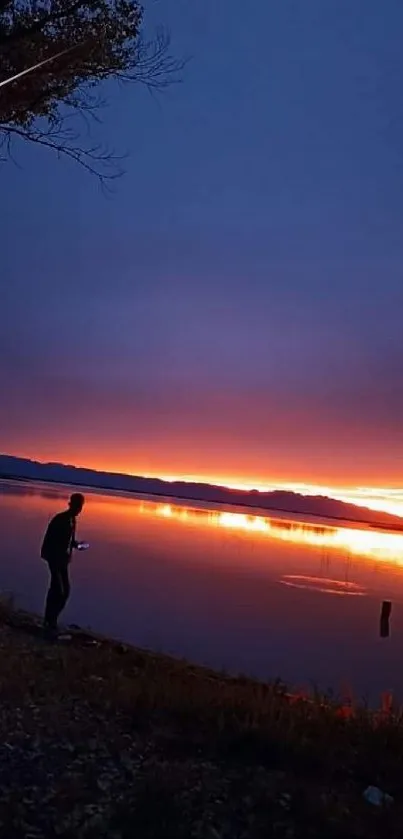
<box><xmin>118</xmin><ymin>28</ymin><xmax>188</xmax><ymax>90</ymax></box>
<box><xmin>1</xmin><ymin>121</ymin><xmax>126</xmax><ymax>191</ymax></box>
<box><xmin>0</xmin><ymin>0</ymin><xmax>187</xmax><ymax>183</ymax></box>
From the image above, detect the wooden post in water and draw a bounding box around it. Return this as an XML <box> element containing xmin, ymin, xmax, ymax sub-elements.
<box><xmin>380</xmin><ymin>600</ymin><xmax>392</xmax><ymax>638</ymax></box>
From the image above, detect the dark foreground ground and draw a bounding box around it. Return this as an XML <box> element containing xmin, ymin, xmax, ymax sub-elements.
<box><xmin>0</xmin><ymin>605</ymin><xmax>402</xmax><ymax>838</ymax></box>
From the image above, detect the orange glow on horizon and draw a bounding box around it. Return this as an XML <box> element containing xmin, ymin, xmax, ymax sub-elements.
<box><xmin>142</xmin><ymin>472</ymin><xmax>403</xmax><ymax>520</ymax></box>
<box><xmin>5</xmin><ymin>447</ymin><xmax>403</xmax><ymax>520</ymax></box>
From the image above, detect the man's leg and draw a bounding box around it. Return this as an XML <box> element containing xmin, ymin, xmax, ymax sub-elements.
<box><xmin>59</xmin><ymin>563</ymin><xmax>71</xmax><ymax>615</ymax></box>
<box><xmin>44</xmin><ymin>562</ymin><xmax>64</xmax><ymax>630</ymax></box>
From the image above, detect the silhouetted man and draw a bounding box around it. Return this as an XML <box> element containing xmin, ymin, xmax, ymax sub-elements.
<box><xmin>41</xmin><ymin>493</ymin><xmax>85</xmax><ymax>637</ymax></box>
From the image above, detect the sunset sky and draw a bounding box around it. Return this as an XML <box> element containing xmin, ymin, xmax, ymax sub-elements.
<box><xmin>1</xmin><ymin>0</ymin><xmax>403</xmax><ymax>489</ymax></box>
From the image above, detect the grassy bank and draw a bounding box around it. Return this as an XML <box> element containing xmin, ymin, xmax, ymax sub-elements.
<box><xmin>0</xmin><ymin>606</ymin><xmax>402</xmax><ymax>838</ymax></box>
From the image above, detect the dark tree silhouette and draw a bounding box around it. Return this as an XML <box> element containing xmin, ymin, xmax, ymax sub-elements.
<box><xmin>0</xmin><ymin>0</ymin><xmax>184</xmax><ymax>185</ymax></box>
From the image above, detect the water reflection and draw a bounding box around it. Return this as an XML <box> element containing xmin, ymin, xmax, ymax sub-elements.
<box><xmin>0</xmin><ymin>481</ymin><xmax>64</xmax><ymax>501</ymax></box>
<box><xmin>2</xmin><ymin>480</ymin><xmax>403</xmax><ymax>565</ymax></box>
<box><xmin>2</xmin><ymin>479</ymin><xmax>403</xmax><ymax>699</ymax></box>
<box><xmin>280</xmin><ymin>575</ymin><xmax>367</xmax><ymax>597</ymax></box>
<box><xmin>138</xmin><ymin>501</ymin><xmax>403</xmax><ymax>565</ymax></box>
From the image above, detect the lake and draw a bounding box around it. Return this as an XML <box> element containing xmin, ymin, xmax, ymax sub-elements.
<box><xmin>2</xmin><ymin>478</ymin><xmax>403</xmax><ymax>702</ymax></box>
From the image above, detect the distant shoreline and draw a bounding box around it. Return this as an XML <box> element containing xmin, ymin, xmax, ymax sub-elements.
<box><xmin>2</xmin><ymin>471</ymin><xmax>403</xmax><ymax>535</ymax></box>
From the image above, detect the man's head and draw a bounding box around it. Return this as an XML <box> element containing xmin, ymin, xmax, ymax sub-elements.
<box><xmin>69</xmin><ymin>493</ymin><xmax>85</xmax><ymax>516</ymax></box>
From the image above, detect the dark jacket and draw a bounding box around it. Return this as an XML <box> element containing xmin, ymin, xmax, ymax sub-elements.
<box><xmin>41</xmin><ymin>510</ymin><xmax>77</xmax><ymax>564</ymax></box>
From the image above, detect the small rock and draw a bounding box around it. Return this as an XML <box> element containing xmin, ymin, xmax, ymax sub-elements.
<box><xmin>279</xmin><ymin>793</ymin><xmax>292</xmax><ymax>809</ymax></box>
<box><xmin>97</xmin><ymin>777</ymin><xmax>110</xmax><ymax>792</ymax></box>
<box><xmin>363</xmin><ymin>785</ymin><xmax>394</xmax><ymax>807</ymax></box>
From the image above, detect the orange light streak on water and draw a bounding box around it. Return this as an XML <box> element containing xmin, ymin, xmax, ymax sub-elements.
<box><xmin>139</xmin><ymin>501</ymin><xmax>403</xmax><ymax>565</ymax></box>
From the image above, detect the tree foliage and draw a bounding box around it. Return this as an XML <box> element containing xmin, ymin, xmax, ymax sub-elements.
<box><xmin>0</xmin><ymin>0</ymin><xmax>184</xmax><ymax>184</ymax></box>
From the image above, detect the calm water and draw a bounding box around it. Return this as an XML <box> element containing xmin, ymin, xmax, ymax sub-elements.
<box><xmin>2</xmin><ymin>479</ymin><xmax>403</xmax><ymax>701</ymax></box>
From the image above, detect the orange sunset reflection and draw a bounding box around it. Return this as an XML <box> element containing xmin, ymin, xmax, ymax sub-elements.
<box><xmin>138</xmin><ymin>501</ymin><xmax>403</xmax><ymax>565</ymax></box>
<box><xmin>280</xmin><ymin>575</ymin><xmax>367</xmax><ymax>597</ymax></box>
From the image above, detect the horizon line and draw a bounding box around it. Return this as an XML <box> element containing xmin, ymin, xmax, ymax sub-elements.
<box><xmin>2</xmin><ymin>452</ymin><xmax>403</xmax><ymax>530</ymax></box>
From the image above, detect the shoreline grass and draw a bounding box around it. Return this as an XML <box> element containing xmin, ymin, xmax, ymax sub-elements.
<box><xmin>1</xmin><ymin>605</ymin><xmax>403</xmax><ymax>837</ymax></box>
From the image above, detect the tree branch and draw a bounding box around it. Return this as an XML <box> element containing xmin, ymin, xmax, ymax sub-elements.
<box><xmin>1</xmin><ymin>121</ymin><xmax>125</xmax><ymax>190</ymax></box>
<box><xmin>118</xmin><ymin>28</ymin><xmax>189</xmax><ymax>90</ymax></box>
<box><xmin>0</xmin><ymin>1</ymin><xmax>187</xmax><ymax>183</ymax></box>
<box><xmin>0</xmin><ymin>0</ymin><xmax>84</xmax><ymax>47</ymax></box>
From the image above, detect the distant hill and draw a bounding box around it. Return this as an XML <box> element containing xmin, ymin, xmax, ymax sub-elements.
<box><xmin>1</xmin><ymin>453</ymin><xmax>402</xmax><ymax>531</ymax></box>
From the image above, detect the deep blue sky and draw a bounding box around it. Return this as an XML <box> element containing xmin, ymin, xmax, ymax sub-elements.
<box><xmin>2</xmin><ymin>0</ymin><xmax>403</xmax><ymax>485</ymax></box>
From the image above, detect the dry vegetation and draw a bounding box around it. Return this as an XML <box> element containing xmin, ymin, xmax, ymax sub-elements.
<box><xmin>0</xmin><ymin>604</ymin><xmax>402</xmax><ymax>838</ymax></box>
